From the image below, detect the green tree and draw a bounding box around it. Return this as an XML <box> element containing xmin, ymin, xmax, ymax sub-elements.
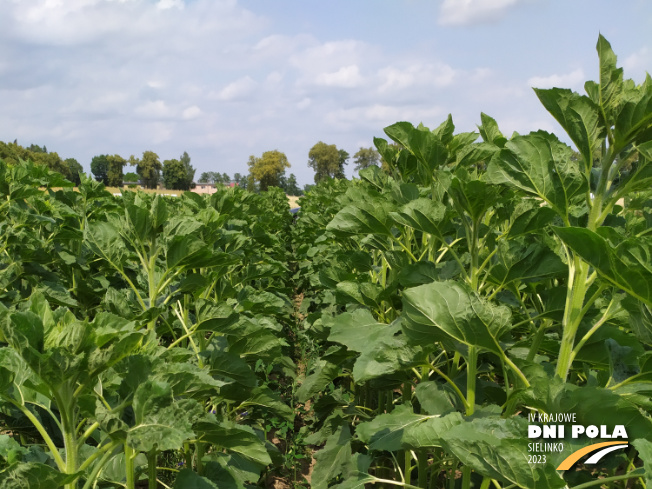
<box><xmin>336</xmin><ymin>149</ymin><xmax>349</xmax><ymax>179</ymax></box>
<box><xmin>353</xmin><ymin>147</ymin><xmax>380</xmax><ymax>172</ymax></box>
<box><xmin>91</xmin><ymin>155</ymin><xmax>109</xmax><ymax>185</ymax></box>
<box><xmin>27</xmin><ymin>143</ymin><xmax>47</xmax><ymax>153</ymax></box>
<box><xmin>308</xmin><ymin>142</ymin><xmax>340</xmax><ymax>183</ymax></box>
<box><xmin>233</xmin><ymin>172</ymin><xmax>243</xmax><ymax>185</ymax></box>
<box><xmin>285</xmin><ymin>173</ymin><xmax>302</xmax><ymax>196</ymax></box>
<box><xmin>106</xmin><ymin>154</ymin><xmax>127</xmax><ymax>187</ymax></box>
<box><xmin>180</xmin><ymin>151</ymin><xmax>196</xmax><ymax>186</ymax></box>
<box><xmin>124</xmin><ymin>172</ymin><xmax>140</xmax><ymax>183</ymax></box>
<box><xmin>247</xmin><ymin>150</ymin><xmax>290</xmax><ymax>191</ymax></box>
<box><xmin>163</xmin><ymin>156</ymin><xmax>195</xmax><ymax>190</ymax></box>
<box><xmin>130</xmin><ymin>151</ymin><xmax>162</xmax><ymax>189</ymax></box>
<box><xmin>65</xmin><ymin>158</ymin><xmax>83</xmax><ymax>186</ymax></box>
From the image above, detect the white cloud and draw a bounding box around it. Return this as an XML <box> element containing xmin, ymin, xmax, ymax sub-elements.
<box><xmin>157</xmin><ymin>0</ymin><xmax>184</xmax><ymax>10</ymax></box>
<box><xmin>296</xmin><ymin>97</ymin><xmax>311</xmax><ymax>110</ymax></box>
<box><xmin>439</xmin><ymin>0</ymin><xmax>522</xmax><ymax>26</ymax></box>
<box><xmin>378</xmin><ymin>63</ymin><xmax>457</xmax><ymax>92</ymax></box>
<box><xmin>182</xmin><ymin>105</ymin><xmax>202</xmax><ymax>120</ymax></box>
<box><xmin>290</xmin><ymin>40</ymin><xmax>376</xmax><ymax>78</ymax></box>
<box><xmin>266</xmin><ymin>71</ymin><xmax>283</xmax><ymax>84</ymax></box>
<box><xmin>527</xmin><ymin>68</ymin><xmax>585</xmax><ymax>89</ymax></box>
<box><xmin>326</xmin><ymin>104</ymin><xmax>444</xmax><ymax>129</ymax></box>
<box><xmin>134</xmin><ymin>100</ymin><xmax>172</xmax><ymax>119</ymax></box>
<box><xmin>215</xmin><ymin>76</ymin><xmax>257</xmax><ymax>101</ymax></box>
<box><xmin>314</xmin><ymin>65</ymin><xmax>363</xmax><ymax>88</ymax></box>
<box><xmin>623</xmin><ymin>47</ymin><xmax>650</xmax><ymax>81</ymax></box>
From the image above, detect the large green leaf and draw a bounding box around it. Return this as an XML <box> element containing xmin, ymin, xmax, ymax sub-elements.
<box><xmin>449</xmin><ymin>177</ymin><xmax>501</xmax><ymax>222</ymax></box>
<box><xmin>326</xmin><ymin>194</ymin><xmax>394</xmax><ymax>236</ymax></box>
<box><xmin>384</xmin><ymin>121</ymin><xmax>449</xmax><ymax>170</ymax></box>
<box><xmin>489</xmin><ymin>243</ymin><xmax>567</xmax><ymax>287</ymax></box>
<box><xmin>195</xmin><ymin>419</ymin><xmax>271</xmax><ymax>466</ymax></box>
<box><xmin>311</xmin><ymin>426</ymin><xmax>352</xmax><ymax>489</ymax></box>
<box><xmin>389</xmin><ymin>198</ymin><xmax>447</xmax><ymax>236</ymax></box>
<box><xmin>553</xmin><ymin>227</ymin><xmax>652</xmax><ymax>306</ymax></box>
<box><xmin>402</xmin><ymin>281</ymin><xmax>511</xmax><ymax>355</ymax></box>
<box><xmin>595</xmin><ymin>35</ymin><xmax>624</xmax><ymax>122</ymax></box>
<box><xmin>485</xmin><ymin>132</ymin><xmax>586</xmax><ymax>219</ymax></box>
<box><xmin>296</xmin><ymin>347</ymin><xmax>352</xmax><ymax>403</ymax></box>
<box><xmin>441</xmin><ymin>417</ymin><xmax>566</xmax><ymax>489</ymax></box>
<box><xmin>173</xmin><ymin>469</ymin><xmax>219</xmax><ymax>489</ymax></box>
<box><xmin>327</xmin><ymin>311</ymin><xmax>422</xmax><ymax>383</ymax></box>
<box><xmin>219</xmin><ymin>385</ymin><xmax>294</xmax><ymax>421</ymax></box>
<box><xmin>84</xmin><ymin>221</ymin><xmax>127</xmax><ymax>269</ymax></box>
<box><xmin>632</xmin><ymin>439</ymin><xmax>652</xmax><ymax>487</ymax></box>
<box><xmin>478</xmin><ymin>113</ymin><xmax>507</xmax><ymax>147</ymax></box>
<box><xmin>356</xmin><ymin>405</ymin><xmax>462</xmax><ymax>451</ymax></box>
<box><xmin>0</xmin><ymin>462</ymin><xmax>79</xmax><ymax>489</ymax></box>
<box><xmin>127</xmin><ymin>380</ymin><xmax>203</xmax><ymax>452</ymax></box>
<box><xmin>328</xmin><ymin>454</ymin><xmax>375</xmax><ymax>489</ymax></box>
<box><xmin>327</xmin><ymin>309</ymin><xmax>392</xmax><ymax>352</ymax></box>
<box><xmin>534</xmin><ymin>88</ymin><xmax>605</xmax><ymax>172</ymax></box>
<box><xmin>613</xmin><ymin>76</ymin><xmax>652</xmax><ymax>151</ymax></box>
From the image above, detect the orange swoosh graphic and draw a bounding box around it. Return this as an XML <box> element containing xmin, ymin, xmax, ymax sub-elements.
<box><xmin>557</xmin><ymin>441</ymin><xmax>627</xmax><ymax>470</ymax></box>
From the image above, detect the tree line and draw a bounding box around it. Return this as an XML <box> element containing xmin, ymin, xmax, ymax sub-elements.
<box><xmin>0</xmin><ymin>139</ymin><xmax>383</xmax><ymax>195</ymax></box>
<box><xmin>91</xmin><ymin>151</ymin><xmax>195</xmax><ymax>190</ymax></box>
<box><xmin>245</xmin><ymin>144</ymin><xmax>381</xmax><ymax>195</ymax></box>
<box><xmin>0</xmin><ymin>141</ymin><xmax>84</xmax><ymax>185</ymax></box>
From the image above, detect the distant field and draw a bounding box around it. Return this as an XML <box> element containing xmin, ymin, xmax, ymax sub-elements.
<box><xmin>104</xmin><ymin>187</ymin><xmax>301</xmax><ymax>207</ymax></box>
<box><xmin>104</xmin><ymin>187</ymin><xmax>184</xmax><ymax>196</ymax></box>
<box><xmin>288</xmin><ymin>195</ymin><xmax>300</xmax><ymax>208</ymax></box>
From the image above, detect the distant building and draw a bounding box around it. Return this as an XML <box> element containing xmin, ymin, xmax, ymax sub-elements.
<box><xmin>192</xmin><ymin>182</ymin><xmax>238</xmax><ymax>194</ymax></box>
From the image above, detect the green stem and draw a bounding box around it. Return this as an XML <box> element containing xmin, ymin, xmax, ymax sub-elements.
<box><xmin>461</xmin><ymin>466</ymin><xmax>472</xmax><ymax>489</ymax></box>
<box><xmin>125</xmin><ymin>443</ymin><xmax>136</xmax><ymax>489</ymax></box>
<box><xmin>555</xmin><ymin>257</ymin><xmax>590</xmax><ymax>380</ymax></box>
<box><xmin>372</xmin><ymin>478</ymin><xmax>423</xmax><ymax>489</ymax></box>
<box><xmin>80</xmin><ymin>443</ymin><xmax>120</xmax><ymax>489</ymax></box>
<box><xmin>391</xmin><ymin>236</ymin><xmax>418</xmax><ymax>263</ymax></box>
<box><xmin>526</xmin><ymin>319</ymin><xmax>550</xmax><ymax>362</ymax></box>
<box><xmin>195</xmin><ymin>442</ymin><xmax>205</xmax><ymax>475</ymax></box>
<box><xmin>147</xmin><ymin>449</ymin><xmax>158</xmax><ymax>489</ymax></box>
<box><xmin>431</xmin><ymin>366</ymin><xmax>469</xmax><ymax>412</ymax></box>
<box><xmin>571</xmin><ymin>468</ymin><xmax>645</xmax><ymax>489</ymax></box>
<box><xmin>470</xmin><ymin>218</ymin><xmax>481</xmax><ymax>292</ymax></box>
<box><xmin>4</xmin><ymin>397</ymin><xmax>66</xmax><ymax>471</ymax></box>
<box><xmin>570</xmin><ymin>296</ymin><xmax>617</xmax><ymax>365</ymax></box>
<box><xmin>78</xmin><ymin>440</ymin><xmax>121</xmax><ymax>472</ymax></box>
<box><xmin>78</xmin><ymin>421</ymin><xmax>100</xmax><ymax>446</ymax></box>
<box><xmin>417</xmin><ymin>450</ymin><xmax>427</xmax><ymax>488</ymax></box>
<box><xmin>466</xmin><ymin>347</ymin><xmax>477</xmax><ymax>416</ymax></box>
<box><xmin>502</xmin><ymin>355</ymin><xmax>530</xmax><ymax>388</ymax></box>
<box><xmin>404</xmin><ymin>450</ymin><xmax>412</xmax><ymax>485</ymax></box>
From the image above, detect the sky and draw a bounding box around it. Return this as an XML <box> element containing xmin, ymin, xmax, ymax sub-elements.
<box><xmin>0</xmin><ymin>0</ymin><xmax>650</xmax><ymax>186</ymax></box>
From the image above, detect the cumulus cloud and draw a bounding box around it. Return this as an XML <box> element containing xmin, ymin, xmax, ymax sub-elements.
<box><xmin>182</xmin><ymin>105</ymin><xmax>202</xmax><ymax>120</ymax></box>
<box><xmin>325</xmin><ymin>104</ymin><xmax>445</xmax><ymax>130</ymax></box>
<box><xmin>134</xmin><ymin>100</ymin><xmax>173</xmax><ymax>119</ymax></box>
<box><xmin>314</xmin><ymin>65</ymin><xmax>364</xmax><ymax>88</ymax></box>
<box><xmin>214</xmin><ymin>76</ymin><xmax>257</xmax><ymax>101</ymax></box>
<box><xmin>527</xmin><ymin>68</ymin><xmax>585</xmax><ymax>89</ymax></box>
<box><xmin>378</xmin><ymin>63</ymin><xmax>457</xmax><ymax>92</ymax></box>
<box><xmin>290</xmin><ymin>40</ymin><xmax>377</xmax><ymax>80</ymax></box>
<box><xmin>622</xmin><ymin>47</ymin><xmax>651</xmax><ymax>81</ymax></box>
<box><xmin>438</xmin><ymin>0</ymin><xmax>523</xmax><ymax>26</ymax></box>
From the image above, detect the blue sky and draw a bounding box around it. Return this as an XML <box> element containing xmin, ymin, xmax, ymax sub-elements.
<box><xmin>0</xmin><ymin>0</ymin><xmax>650</xmax><ymax>186</ymax></box>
